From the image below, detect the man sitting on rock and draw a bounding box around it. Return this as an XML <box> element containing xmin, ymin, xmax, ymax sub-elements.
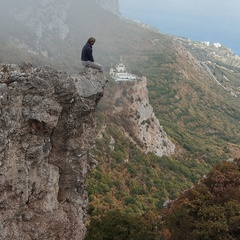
<box><xmin>81</xmin><ymin>37</ymin><xmax>103</xmax><ymax>72</ymax></box>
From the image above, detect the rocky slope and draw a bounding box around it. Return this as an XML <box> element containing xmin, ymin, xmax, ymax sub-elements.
<box><xmin>0</xmin><ymin>63</ymin><xmax>106</xmax><ymax>240</ymax></box>
<box><xmin>95</xmin><ymin>0</ymin><xmax>120</xmax><ymax>15</ymax></box>
<box><xmin>99</xmin><ymin>77</ymin><xmax>175</xmax><ymax>157</ymax></box>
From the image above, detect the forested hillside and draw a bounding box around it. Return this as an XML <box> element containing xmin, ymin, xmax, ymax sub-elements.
<box><xmin>84</xmin><ymin>32</ymin><xmax>240</xmax><ymax>216</ymax></box>
<box><xmin>86</xmin><ymin>159</ymin><xmax>240</xmax><ymax>240</ymax></box>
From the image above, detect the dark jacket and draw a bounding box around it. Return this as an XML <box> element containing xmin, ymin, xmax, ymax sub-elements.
<box><xmin>81</xmin><ymin>43</ymin><xmax>94</xmax><ymax>62</ymax></box>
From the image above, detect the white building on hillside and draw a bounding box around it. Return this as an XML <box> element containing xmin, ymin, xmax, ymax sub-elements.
<box><xmin>110</xmin><ymin>56</ymin><xmax>137</xmax><ymax>81</ymax></box>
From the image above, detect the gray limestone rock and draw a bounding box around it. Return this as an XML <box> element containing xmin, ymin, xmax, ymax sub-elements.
<box><xmin>0</xmin><ymin>63</ymin><xmax>106</xmax><ymax>240</ymax></box>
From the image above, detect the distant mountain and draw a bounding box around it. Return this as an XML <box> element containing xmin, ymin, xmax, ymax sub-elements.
<box><xmin>0</xmin><ymin>0</ymin><xmax>177</xmax><ymax>72</ymax></box>
<box><xmin>0</xmin><ymin>0</ymin><xmax>122</xmax><ymax>71</ymax></box>
<box><xmin>95</xmin><ymin>0</ymin><xmax>120</xmax><ymax>15</ymax></box>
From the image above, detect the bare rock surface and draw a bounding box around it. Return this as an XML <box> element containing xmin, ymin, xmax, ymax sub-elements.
<box><xmin>100</xmin><ymin>77</ymin><xmax>175</xmax><ymax>157</ymax></box>
<box><xmin>0</xmin><ymin>63</ymin><xmax>106</xmax><ymax>240</ymax></box>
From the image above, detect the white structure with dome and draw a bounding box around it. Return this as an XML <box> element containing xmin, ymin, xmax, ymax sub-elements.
<box><xmin>109</xmin><ymin>56</ymin><xmax>137</xmax><ymax>81</ymax></box>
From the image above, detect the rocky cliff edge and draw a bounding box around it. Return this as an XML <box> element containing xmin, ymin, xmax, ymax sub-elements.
<box><xmin>101</xmin><ymin>77</ymin><xmax>175</xmax><ymax>157</ymax></box>
<box><xmin>0</xmin><ymin>63</ymin><xmax>107</xmax><ymax>240</ymax></box>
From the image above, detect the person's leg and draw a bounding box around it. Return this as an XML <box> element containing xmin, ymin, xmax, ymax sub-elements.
<box><xmin>82</xmin><ymin>61</ymin><xmax>103</xmax><ymax>72</ymax></box>
<box><xmin>92</xmin><ymin>62</ymin><xmax>103</xmax><ymax>72</ymax></box>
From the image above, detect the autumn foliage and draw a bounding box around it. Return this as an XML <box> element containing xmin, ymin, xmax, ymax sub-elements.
<box><xmin>85</xmin><ymin>159</ymin><xmax>240</xmax><ymax>239</ymax></box>
<box><xmin>162</xmin><ymin>158</ymin><xmax>240</xmax><ymax>240</ymax></box>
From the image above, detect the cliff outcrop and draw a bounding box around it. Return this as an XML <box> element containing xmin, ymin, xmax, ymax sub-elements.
<box><xmin>0</xmin><ymin>63</ymin><xmax>106</xmax><ymax>240</ymax></box>
<box><xmin>101</xmin><ymin>77</ymin><xmax>175</xmax><ymax>157</ymax></box>
<box><xmin>129</xmin><ymin>77</ymin><xmax>175</xmax><ymax>156</ymax></box>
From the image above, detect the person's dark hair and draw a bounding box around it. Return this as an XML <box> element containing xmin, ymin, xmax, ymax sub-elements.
<box><xmin>87</xmin><ymin>37</ymin><xmax>96</xmax><ymax>44</ymax></box>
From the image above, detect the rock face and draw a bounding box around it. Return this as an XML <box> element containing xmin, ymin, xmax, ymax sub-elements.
<box><xmin>14</xmin><ymin>0</ymin><xmax>70</xmax><ymax>41</ymax></box>
<box><xmin>0</xmin><ymin>63</ymin><xmax>106</xmax><ymax>240</ymax></box>
<box><xmin>94</xmin><ymin>0</ymin><xmax>120</xmax><ymax>15</ymax></box>
<box><xmin>10</xmin><ymin>0</ymin><xmax>119</xmax><ymax>45</ymax></box>
<box><xmin>104</xmin><ymin>77</ymin><xmax>175</xmax><ymax>157</ymax></box>
<box><xmin>130</xmin><ymin>77</ymin><xmax>175</xmax><ymax>156</ymax></box>
<box><xmin>0</xmin><ymin>0</ymin><xmax>119</xmax><ymax>59</ymax></box>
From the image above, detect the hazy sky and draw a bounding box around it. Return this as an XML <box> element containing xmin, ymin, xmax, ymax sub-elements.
<box><xmin>119</xmin><ymin>0</ymin><xmax>240</xmax><ymax>55</ymax></box>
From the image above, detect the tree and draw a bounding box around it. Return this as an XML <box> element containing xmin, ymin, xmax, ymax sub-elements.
<box><xmin>85</xmin><ymin>209</ymin><xmax>162</xmax><ymax>240</ymax></box>
<box><xmin>162</xmin><ymin>158</ymin><xmax>240</xmax><ymax>240</ymax></box>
